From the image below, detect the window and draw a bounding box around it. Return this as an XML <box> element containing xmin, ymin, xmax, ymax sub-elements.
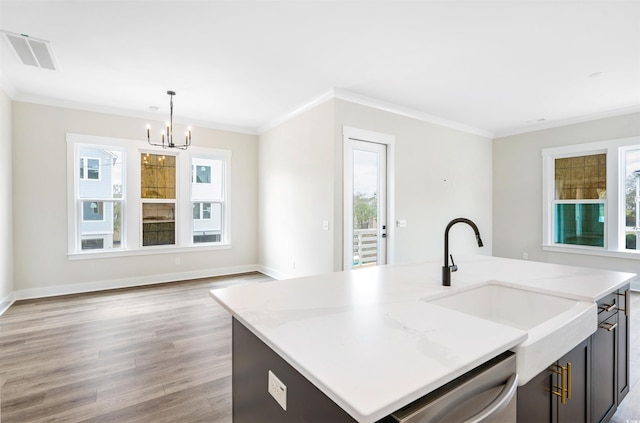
<box><xmin>141</xmin><ymin>153</ymin><xmax>176</xmax><ymax>246</ymax></box>
<box><xmin>67</xmin><ymin>133</ymin><xmax>231</xmax><ymax>257</ymax></box>
<box><xmin>191</xmin><ymin>158</ymin><xmax>224</xmax><ymax>244</ymax></box>
<box><xmin>80</xmin><ymin>157</ymin><xmax>101</xmax><ymax>180</ymax></box>
<box><xmin>623</xmin><ymin>147</ymin><xmax>640</xmax><ymax>250</ymax></box>
<box><xmin>543</xmin><ymin>137</ymin><xmax>640</xmax><ymax>257</ymax></box>
<box><xmin>74</xmin><ymin>145</ymin><xmax>123</xmax><ymax>251</ymax></box>
<box><xmin>83</xmin><ymin>201</ymin><xmax>104</xmax><ymax>221</ymax></box>
<box><xmin>553</xmin><ymin>154</ymin><xmax>606</xmax><ymax>247</ymax></box>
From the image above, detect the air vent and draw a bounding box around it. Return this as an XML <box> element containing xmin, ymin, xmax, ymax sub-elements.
<box><xmin>1</xmin><ymin>30</ymin><xmax>59</xmax><ymax>71</ymax></box>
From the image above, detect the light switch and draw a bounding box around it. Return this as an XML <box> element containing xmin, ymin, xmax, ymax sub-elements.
<box><xmin>322</xmin><ymin>220</ymin><xmax>330</xmax><ymax>231</ymax></box>
<box><xmin>397</xmin><ymin>219</ymin><xmax>407</xmax><ymax>228</ymax></box>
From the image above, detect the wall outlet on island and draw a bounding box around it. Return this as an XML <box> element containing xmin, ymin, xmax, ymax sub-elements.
<box><xmin>268</xmin><ymin>370</ymin><xmax>287</xmax><ymax>411</ymax></box>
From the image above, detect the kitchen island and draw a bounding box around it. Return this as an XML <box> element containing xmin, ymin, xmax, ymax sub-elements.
<box><xmin>210</xmin><ymin>255</ymin><xmax>636</xmax><ymax>422</ymax></box>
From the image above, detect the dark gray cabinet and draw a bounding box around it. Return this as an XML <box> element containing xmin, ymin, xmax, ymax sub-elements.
<box><xmin>590</xmin><ymin>284</ymin><xmax>631</xmax><ymax>423</ymax></box>
<box><xmin>518</xmin><ymin>284</ymin><xmax>631</xmax><ymax>423</ymax></box>
<box><xmin>517</xmin><ymin>337</ymin><xmax>590</xmax><ymax>423</ymax></box>
<box><xmin>232</xmin><ymin>318</ymin><xmax>357</xmax><ymax>423</ymax></box>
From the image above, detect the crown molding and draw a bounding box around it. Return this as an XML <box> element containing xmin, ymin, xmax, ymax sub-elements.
<box><xmin>332</xmin><ymin>89</ymin><xmax>494</xmax><ymax>138</ymax></box>
<box><xmin>258</xmin><ymin>88</ymin><xmax>494</xmax><ymax>138</ymax></box>
<box><xmin>258</xmin><ymin>89</ymin><xmax>335</xmax><ymax>134</ymax></box>
<box><xmin>9</xmin><ymin>91</ymin><xmax>260</xmax><ymax>135</ymax></box>
<box><xmin>494</xmin><ymin>105</ymin><xmax>640</xmax><ymax>138</ymax></box>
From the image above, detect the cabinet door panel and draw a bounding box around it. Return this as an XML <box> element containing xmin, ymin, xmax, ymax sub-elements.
<box><xmin>557</xmin><ymin>338</ymin><xmax>590</xmax><ymax>423</ymax></box>
<box><xmin>591</xmin><ymin>313</ymin><xmax>617</xmax><ymax>423</ymax></box>
<box><xmin>517</xmin><ymin>368</ymin><xmax>554</xmax><ymax>423</ymax></box>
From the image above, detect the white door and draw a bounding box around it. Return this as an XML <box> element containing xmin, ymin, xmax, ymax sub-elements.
<box><xmin>344</xmin><ymin>138</ymin><xmax>388</xmax><ymax>270</ymax></box>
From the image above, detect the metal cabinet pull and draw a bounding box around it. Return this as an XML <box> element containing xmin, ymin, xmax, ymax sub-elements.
<box><xmin>550</xmin><ymin>364</ymin><xmax>568</xmax><ymax>404</ymax></box>
<box><xmin>599</xmin><ymin>302</ymin><xmax>616</xmax><ymax>313</ymax></box>
<box><xmin>599</xmin><ymin>321</ymin><xmax>618</xmax><ymax>331</ymax></box>
<box><xmin>617</xmin><ymin>290</ymin><xmax>629</xmax><ymax>317</ymax></box>
<box><xmin>567</xmin><ymin>362</ymin><xmax>572</xmax><ymax>400</ymax></box>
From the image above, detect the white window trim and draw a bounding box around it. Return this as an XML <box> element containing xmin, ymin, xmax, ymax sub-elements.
<box><xmin>67</xmin><ymin>133</ymin><xmax>232</xmax><ymax>258</ymax></box>
<box><xmin>190</xmin><ymin>153</ymin><xmax>231</xmax><ymax>245</ymax></box>
<box><xmin>542</xmin><ymin>136</ymin><xmax>640</xmax><ymax>259</ymax></box>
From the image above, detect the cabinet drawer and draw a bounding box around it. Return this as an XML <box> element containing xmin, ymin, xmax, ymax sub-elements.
<box><xmin>597</xmin><ymin>292</ymin><xmax>618</xmax><ymax>324</ymax></box>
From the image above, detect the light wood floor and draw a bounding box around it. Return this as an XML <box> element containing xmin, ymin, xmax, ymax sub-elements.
<box><xmin>0</xmin><ymin>272</ymin><xmax>272</xmax><ymax>423</ymax></box>
<box><xmin>1</xmin><ymin>274</ymin><xmax>638</xmax><ymax>422</ymax></box>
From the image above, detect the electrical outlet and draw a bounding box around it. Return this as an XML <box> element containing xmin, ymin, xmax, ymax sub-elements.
<box><xmin>268</xmin><ymin>370</ymin><xmax>287</xmax><ymax>410</ymax></box>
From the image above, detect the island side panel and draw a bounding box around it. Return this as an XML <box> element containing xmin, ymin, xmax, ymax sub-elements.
<box><xmin>232</xmin><ymin>318</ymin><xmax>358</xmax><ymax>423</ymax></box>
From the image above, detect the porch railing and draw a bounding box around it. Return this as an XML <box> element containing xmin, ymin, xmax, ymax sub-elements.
<box><xmin>353</xmin><ymin>228</ymin><xmax>378</xmax><ymax>267</ymax></box>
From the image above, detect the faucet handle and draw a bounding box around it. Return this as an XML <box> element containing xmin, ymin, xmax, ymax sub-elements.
<box><xmin>449</xmin><ymin>254</ymin><xmax>458</xmax><ymax>272</ymax></box>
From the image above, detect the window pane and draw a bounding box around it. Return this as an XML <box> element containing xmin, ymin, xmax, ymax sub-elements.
<box><xmin>194</xmin><ymin>165</ymin><xmax>211</xmax><ymax>183</ymax></box>
<box><xmin>193</xmin><ymin>202</ymin><xmax>221</xmax><ymax>243</ymax></box>
<box><xmin>624</xmin><ymin>148</ymin><xmax>640</xmax><ymax>250</ymax></box>
<box><xmin>87</xmin><ymin>159</ymin><xmax>100</xmax><ymax>180</ymax></box>
<box><xmin>141</xmin><ymin>154</ymin><xmax>176</xmax><ymax>199</ymax></box>
<box><xmin>80</xmin><ymin>200</ymin><xmax>121</xmax><ymax>250</ymax></box>
<box><xmin>555</xmin><ymin>154</ymin><xmax>606</xmax><ymax>200</ymax></box>
<box><xmin>555</xmin><ymin>203</ymin><xmax>604</xmax><ymax>247</ymax></box>
<box><xmin>81</xmin><ymin>239</ymin><xmax>104</xmax><ymax>250</ymax></box>
<box><xmin>82</xmin><ymin>201</ymin><xmax>104</xmax><ymax>221</ymax></box>
<box><xmin>192</xmin><ymin>203</ymin><xmax>201</xmax><ymax>220</ymax></box>
<box><xmin>78</xmin><ymin>148</ymin><xmax>122</xmax><ymax>199</ymax></box>
<box><xmin>142</xmin><ymin>203</ymin><xmax>175</xmax><ymax>246</ymax></box>
<box><xmin>191</xmin><ymin>158</ymin><xmax>222</xmax><ymax>200</ymax></box>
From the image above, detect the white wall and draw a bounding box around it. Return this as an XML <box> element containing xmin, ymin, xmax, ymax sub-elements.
<box><xmin>12</xmin><ymin>101</ymin><xmax>258</xmax><ymax>296</ymax></box>
<box><xmin>258</xmin><ymin>100</ymin><xmax>335</xmax><ymax>278</ymax></box>
<box><xmin>493</xmin><ymin>112</ymin><xmax>640</xmax><ymax>284</ymax></box>
<box><xmin>258</xmin><ymin>98</ymin><xmax>493</xmax><ymax>278</ymax></box>
<box><xmin>0</xmin><ymin>89</ymin><xmax>13</xmax><ymax>312</ymax></box>
<box><xmin>334</xmin><ymin>99</ymin><xmax>493</xmax><ymax>266</ymax></box>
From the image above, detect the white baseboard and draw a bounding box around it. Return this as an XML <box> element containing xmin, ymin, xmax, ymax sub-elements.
<box><xmin>10</xmin><ymin>264</ymin><xmax>260</xmax><ymax>302</ymax></box>
<box><xmin>256</xmin><ymin>265</ymin><xmax>293</xmax><ymax>281</ymax></box>
<box><xmin>0</xmin><ymin>291</ymin><xmax>15</xmax><ymax>316</ymax></box>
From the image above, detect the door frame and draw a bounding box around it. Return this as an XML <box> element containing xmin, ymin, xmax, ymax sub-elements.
<box><xmin>343</xmin><ymin>126</ymin><xmax>395</xmax><ymax>270</ymax></box>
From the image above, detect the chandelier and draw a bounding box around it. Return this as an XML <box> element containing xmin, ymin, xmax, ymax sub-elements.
<box><xmin>147</xmin><ymin>90</ymin><xmax>192</xmax><ymax>150</ymax></box>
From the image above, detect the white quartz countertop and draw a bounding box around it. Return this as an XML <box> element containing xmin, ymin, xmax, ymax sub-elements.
<box><xmin>209</xmin><ymin>255</ymin><xmax>636</xmax><ymax>423</ymax></box>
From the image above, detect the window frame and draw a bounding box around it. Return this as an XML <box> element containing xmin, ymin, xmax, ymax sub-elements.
<box><xmin>67</xmin><ymin>133</ymin><xmax>232</xmax><ymax>259</ymax></box>
<box><xmin>190</xmin><ymin>154</ymin><xmax>230</xmax><ymax>245</ymax></box>
<box><xmin>140</xmin><ymin>152</ymin><xmax>178</xmax><ymax>248</ymax></box>
<box><xmin>542</xmin><ymin>136</ymin><xmax>640</xmax><ymax>259</ymax></box>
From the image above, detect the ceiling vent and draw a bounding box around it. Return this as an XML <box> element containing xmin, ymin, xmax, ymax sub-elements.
<box><xmin>1</xmin><ymin>30</ymin><xmax>59</xmax><ymax>71</ymax></box>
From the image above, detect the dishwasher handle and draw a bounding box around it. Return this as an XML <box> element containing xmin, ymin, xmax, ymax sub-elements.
<box><xmin>462</xmin><ymin>373</ymin><xmax>518</xmax><ymax>423</ymax></box>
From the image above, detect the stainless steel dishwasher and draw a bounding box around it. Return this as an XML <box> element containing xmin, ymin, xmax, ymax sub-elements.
<box><xmin>386</xmin><ymin>351</ymin><xmax>518</xmax><ymax>423</ymax></box>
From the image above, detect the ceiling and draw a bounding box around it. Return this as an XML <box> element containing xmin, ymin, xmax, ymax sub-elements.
<box><xmin>1</xmin><ymin>1</ymin><xmax>639</xmax><ymax>138</ymax></box>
